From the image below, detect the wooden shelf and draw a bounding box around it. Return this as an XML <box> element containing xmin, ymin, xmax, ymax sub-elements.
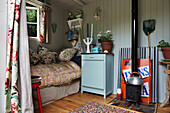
<box><xmin>160</xmin><ymin>61</ymin><xmax>170</xmax><ymax>107</ymax></box>
<box><xmin>67</xmin><ymin>18</ymin><xmax>83</xmax><ymax>29</ymax></box>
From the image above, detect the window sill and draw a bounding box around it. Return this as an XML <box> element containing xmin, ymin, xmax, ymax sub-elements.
<box><xmin>29</xmin><ymin>37</ymin><xmax>40</xmax><ymax>41</ymax></box>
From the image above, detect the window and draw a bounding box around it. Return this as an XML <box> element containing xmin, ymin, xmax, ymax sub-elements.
<box><xmin>26</xmin><ymin>6</ymin><xmax>39</xmax><ymax>39</ymax></box>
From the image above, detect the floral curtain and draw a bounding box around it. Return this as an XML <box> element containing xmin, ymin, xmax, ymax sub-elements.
<box><xmin>40</xmin><ymin>6</ymin><xmax>51</xmax><ymax>43</ymax></box>
<box><xmin>5</xmin><ymin>0</ymin><xmax>22</xmax><ymax>112</ymax></box>
<box><xmin>40</xmin><ymin>7</ymin><xmax>45</xmax><ymax>43</ymax></box>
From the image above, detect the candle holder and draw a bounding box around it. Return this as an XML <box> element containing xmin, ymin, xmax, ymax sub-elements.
<box><xmin>83</xmin><ymin>38</ymin><xmax>93</xmax><ymax>53</ymax></box>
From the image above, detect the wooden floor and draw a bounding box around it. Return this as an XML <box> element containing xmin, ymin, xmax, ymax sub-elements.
<box><xmin>35</xmin><ymin>92</ymin><xmax>170</xmax><ymax>113</ymax></box>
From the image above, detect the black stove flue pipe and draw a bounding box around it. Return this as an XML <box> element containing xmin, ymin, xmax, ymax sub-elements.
<box><xmin>131</xmin><ymin>0</ymin><xmax>138</xmax><ymax>76</ymax></box>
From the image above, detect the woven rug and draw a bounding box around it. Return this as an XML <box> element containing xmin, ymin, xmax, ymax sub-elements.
<box><xmin>70</xmin><ymin>101</ymin><xmax>135</xmax><ymax>113</ymax></box>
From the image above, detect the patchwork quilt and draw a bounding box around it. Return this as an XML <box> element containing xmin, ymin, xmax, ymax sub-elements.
<box><xmin>31</xmin><ymin>61</ymin><xmax>81</xmax><ymax>87</ymax></box>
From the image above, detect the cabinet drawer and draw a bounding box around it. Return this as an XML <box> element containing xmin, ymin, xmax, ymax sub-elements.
<box><xmin>82</xmin><ymin>54</ymin><xmax>104</xmax><ymax>61</ymax></box>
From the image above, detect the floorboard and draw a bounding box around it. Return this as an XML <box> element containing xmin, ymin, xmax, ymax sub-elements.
<box><xmin>35</xmin><ymin>92</ymin><xmax>170</xmax><ymax>113</ymax></box>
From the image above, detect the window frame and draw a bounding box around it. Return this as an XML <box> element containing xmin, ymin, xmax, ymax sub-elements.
<box><xmin>26</xmin><ymin>6</ymin><xmax>40</xmax><ymax>40</ymax></box>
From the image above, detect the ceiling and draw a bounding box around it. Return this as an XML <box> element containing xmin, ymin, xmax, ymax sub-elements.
<box><xmin>49</xmin><ymin>0</ymin><xmax>96</xmax><ymax>9</ymax></box>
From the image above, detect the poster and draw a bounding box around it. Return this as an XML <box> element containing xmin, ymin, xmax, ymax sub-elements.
<box><xmin>121</xmin><ymin>59</ymin><xmax>152</xmax><ymax>103</ymax></box>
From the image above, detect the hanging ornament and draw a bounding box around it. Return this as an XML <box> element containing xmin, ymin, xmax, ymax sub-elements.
<box><xmin>74</xmin><ymin>9</ymin><xmax>83</xmax><ymax>19</ymax></box>
<box><xmin>94</xmin><ymin>7</ymin><xmax>102</xmax><ymax>20</ymax></box>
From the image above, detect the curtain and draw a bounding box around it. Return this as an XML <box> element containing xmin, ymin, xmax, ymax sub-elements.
<box><xmin>5</xmin><ymin>0</ymin><xmax>22</xmax><ymax>112</ymax></box>
<box><xmin>5</xmin><ymin>0</ymin><xmax>34</xmax><ymax>112</ymax></box>
<box><xmin>19</xmin><ymin>0</ymin><xmax>34</xmax><ymax>112</ymax></box>
<box><xmin>40</xmin><ymin>7</ymin><xmax>45</xmax><ymax>43</ymax></box>
<box><xmin>40</xmin><ymin>6</ymin><xmax>51</xmax><ymax>43</ymax></box>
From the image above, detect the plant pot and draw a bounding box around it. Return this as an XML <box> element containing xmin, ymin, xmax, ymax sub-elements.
<box><xmin>101</xmin><ymin>42</ymin><xmax>113</xmax><ymax>53</ymax></box>
<box><xmin>161</xmin><ymin>47</ymin><xmax>170</xmax><ymax>59</ymax></box>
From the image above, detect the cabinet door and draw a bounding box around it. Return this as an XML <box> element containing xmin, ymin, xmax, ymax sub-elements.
<box><xmin>82</xmin><ymin>60</ymin><xmax>104</xmax><ymax>89</ymax></box>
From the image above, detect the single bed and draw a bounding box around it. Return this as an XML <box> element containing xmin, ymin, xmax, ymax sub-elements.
<box><xmin>31</xmin><ymin>61</ymin><xmax>81</xmax><ymax>106</ymax></box>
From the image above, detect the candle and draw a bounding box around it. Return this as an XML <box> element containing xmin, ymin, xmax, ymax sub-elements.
<box><xmin>82</xmin><ymin>25</ymin><xmax>85</xmax><ymax>39</ymax></box>
<box><xmin>91</xmin><ymin>24</ymin><xmax>93</xmax><ymax>38</ymax></box>
<box><xmin>87</xmin><ymin>23</ymin><xmax>89</xmax><ymax>37</ymax></box>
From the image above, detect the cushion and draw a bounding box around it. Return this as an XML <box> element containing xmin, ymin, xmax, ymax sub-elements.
<box><xmin>29</xmin><ymin>49</ymin><xmax>40</xmax><ymax>66</ymax></box>
<box><xmin>58</xmin><ymin>48</ymin><xmax>78</xmax><ymax>62</ymax></box>
<box><xmin>38</xmin><ymin>46</ymin><xmax>58</xmax><ymax>64</ymax></box>
<box><xmin>40</xmin><ymin>52</ymin><xmax>58</xmax><ymax>64</ymax></box>
<box><xmin>71</xmin><ymin>56</ymin><xmax>81</xmax><ymax>67</ymax></box>
<box><xmin>38</xmin><ymin>46</ymin><xmax>50</xmax><ymax>57</ymax></box>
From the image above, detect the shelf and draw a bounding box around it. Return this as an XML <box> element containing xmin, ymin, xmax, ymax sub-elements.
<box><xmin>67</xmin><ymin>18</ymin><xmax>83</xmax><ymax>29</ymax></box>
<box><xmin>26</xmin><ymin>0</ymin><xmax>51</xmax><ymax>8</ymax></box>
<box><xmin>67</xmin><ymin>18</ymin><xmax>83</xmax><ymax>23</ymax></box>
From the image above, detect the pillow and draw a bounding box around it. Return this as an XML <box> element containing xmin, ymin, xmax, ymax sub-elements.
<box><xmin>38</xmin><ymin>46</ymin><xmax>58</xmax><ymax>64</ymax></box>
<box><xmin>71</xmin><ymin>56</ymin><xmax>81</xmax><ymax>67</ymax></box>
<box><xmin>38</xmin><ymin>46</ymin><xmax>50</xmax><ymax>57</ymax></box>
<box><xmin>29</xmin><ymin>49</ymin><xmax>40</xmax><ymax>66</ymax></box>
<box><xmin>37</xmin><ymin>45</ymin><xmax>43</xmax><ymax>53</ymax></box>
<box><xmin>58</xmin><ymin>48</ymin><xmax>78</xmax><ymax>62</ymax></box>
<box><xmin>40</xmin><ymin>52</ymin><xmax>58</xmax><ymax>64</ymax></box>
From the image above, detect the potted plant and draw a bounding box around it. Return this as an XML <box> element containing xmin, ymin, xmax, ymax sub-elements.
<box><xmin>97</xmin><ymin>30</ymin><xmax>113</xmax><ymax>53</ymax></box>
<box><xmin>157</xmin><ymin>40</ymin><xmax>170</xmax><ymax>59</ymax></box>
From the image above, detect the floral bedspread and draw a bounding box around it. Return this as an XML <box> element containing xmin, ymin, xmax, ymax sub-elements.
<box><xmin>31</xmin><ymin>61</ymin><xmax>81</xmax><ymax>87</ymax></box>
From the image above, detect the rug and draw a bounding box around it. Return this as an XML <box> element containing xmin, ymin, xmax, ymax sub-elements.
<box><xmin>70</xmin><ymin>101</ymin><xmax>135</xmax><ymax>113</ymax></box>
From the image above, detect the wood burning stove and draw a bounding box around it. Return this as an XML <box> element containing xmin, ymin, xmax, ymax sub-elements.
<box><xmin>126</xmin><ymin>84</ymin><xmax>141</xmax><ymax>107</ymax></box>
<box><xmin>125</xmin><ymin>72</ymin><xmax>143</xmax><ymax>107</ymax></box>
<box><xmin>124</xmin><ymin>0</ymin><xmax>143</xmax><ymax>107</ymax></box>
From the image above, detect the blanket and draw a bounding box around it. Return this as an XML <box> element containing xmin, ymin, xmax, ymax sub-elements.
<box><xmin>31</xmin><ymin>61</ymin><xmax>81</xmax><ymax>87</ymax></box>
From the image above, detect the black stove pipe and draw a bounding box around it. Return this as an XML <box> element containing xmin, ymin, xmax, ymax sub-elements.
<box><xmin>132</xmin><ymin>0</ymin><xmax>138</xmax><ymax>75</ymax></box>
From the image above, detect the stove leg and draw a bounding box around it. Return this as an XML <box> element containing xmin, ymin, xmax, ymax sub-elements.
<box><xmin>136</xmin><ymin>102</ymin><xmax>139</xmax><ymax>108</ymax></box>
<box><xmin>124</xmin><ymin>100</ymin><xmax>127</xmax><ymax>105</ymax></box>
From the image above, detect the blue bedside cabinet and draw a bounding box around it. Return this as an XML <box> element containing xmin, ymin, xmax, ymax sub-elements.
<box><xmin>81</xmin><ymin>53</ymin><xmax>114</xmax><ymax>98</ymax></box>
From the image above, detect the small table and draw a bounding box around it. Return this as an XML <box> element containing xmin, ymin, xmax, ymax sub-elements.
<box><xmin>159</xmin><ymin>61</ymin><xmax>170</xmax><ymax>107</ymax></box>
<box><xmin>31</xmin><ymin>76</ymin><xmax>43</xmax><ymax>113</ymax></box>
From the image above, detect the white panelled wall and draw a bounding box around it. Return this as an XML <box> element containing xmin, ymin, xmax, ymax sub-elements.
<box><xmin>74</xmin><ymin>0</ymin><xmax>170</xmax><ymax>102</ymax></box>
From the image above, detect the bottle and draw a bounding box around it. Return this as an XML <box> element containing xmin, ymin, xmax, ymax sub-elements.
<box><xmin>98</xmin><ymin>46</ymin><xmax>102</xmax><ymax>53</ymax></box>
<box><xmin>117</xmin><ymin>88</ymin><xmax>122</xmax><ymax>101</ymax></box>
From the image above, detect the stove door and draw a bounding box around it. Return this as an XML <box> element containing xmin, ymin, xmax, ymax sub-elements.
<box><xmin>126</xmin><ymin>84</ymin><xmax>141</xmax><ymax>102</ymax></box>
